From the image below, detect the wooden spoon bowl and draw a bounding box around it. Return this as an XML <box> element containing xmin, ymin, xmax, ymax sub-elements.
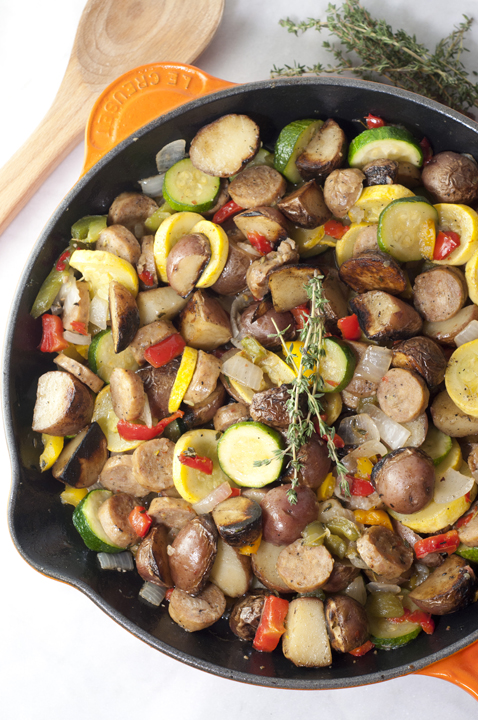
<box><xmin>0</xmin><ymin>0</ymin><xmax>224</xmax><ymax>235</ymax></box>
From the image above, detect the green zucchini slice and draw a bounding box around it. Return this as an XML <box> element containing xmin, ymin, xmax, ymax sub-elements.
<box><xmin>319</xmin><ymin>337</ymin><xmax>356</xmax><ymax>393</ymax></box>
<box><xmin>274</xmin><ymin>119</ymin><xmax>323</xmax><ymax>183</ymax></box>
<box><xmin>421</xmin><ymin>425</ymin><xmax>453</xmax><ymax>466</ymax></box>
<box><xmin>377</xmin><ymin>196</ymin><xmax>438</xmax><ymax>262</ymax></box>
<box><xmin>349</xmin><ymin>127</ymin><xmax>423</xmax><ymax>169</ymax></box>
<box><xmin>163</xmin><ymin>158</ymin><xmax>220</xmax><ymax>212</ymax></box>
<box><xmin>72</xmin><ymin>489</ymin><xmax>123</xmax><ymax>553</ymax></box>
<box><xmin>217</xmin><ymin>421</ymin><xmax>284</xmax><ymax>488</ymax></box>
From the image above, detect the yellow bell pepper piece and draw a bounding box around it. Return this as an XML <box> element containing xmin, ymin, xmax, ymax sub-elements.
<box><xmin>60</xmin><ymin>484</ymin><xmax>88</xmax><ymax>507</ymax></box>
<box><xmin>39</xmin><ymin>434</ymin><xmax>64</xmax><ymax>472</ymax></box>
<box><xmin>356</xmin><ymin>457</ymin><xmax>374</xmax><ymax>479</ymax></box>
<box><xmin>354</xmin><ymin>508</ymin><xmax>393</xmax><ymax>532</ymax></box>
<box><xmin>168</xmin><ymin>346</ymin><xmax>198</xmax><ymax>413</ymax></box>
<box><xmin>239</xmin><ymin>534</ymin><xmax>262</xmax><ymax>555</ymax></box>
<box><xmin>318</xmin><ymin>472</ymin><xmax>336</xmax><ymax>501</ymax></box>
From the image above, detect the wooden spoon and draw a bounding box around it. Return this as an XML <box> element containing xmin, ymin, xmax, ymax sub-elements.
<box><xmin>0</xmin><ymin>0</ymin><xmax>224</xmax><ymax>235</ymax></box>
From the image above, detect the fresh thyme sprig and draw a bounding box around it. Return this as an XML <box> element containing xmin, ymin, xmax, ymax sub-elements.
<box><xmin>272</xmin><ymin>1</ymin><xmax>478</xmax><ymax>115</ymax></box>
<box><xmin>258</xmin><ymin>272</ymin><xmax>349</xmax><ymax>504</ymax></box>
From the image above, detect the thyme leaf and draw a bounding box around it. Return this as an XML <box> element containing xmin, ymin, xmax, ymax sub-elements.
<box><xmin>272</xmin><ymin>1</ymin><xmax>478</xmax><ymax>115</ymax></box>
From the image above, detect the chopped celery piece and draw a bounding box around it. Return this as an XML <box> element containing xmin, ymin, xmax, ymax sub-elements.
<box><xmin>71</xmin><ymin>215</ymin><xmax>107</xmax><ymax>243</ymax></box>
<box><xmin>144</xmin><ymin>203</ymin><xmax>175</xmax><ymax>232</ymax></box>
<box><xmin>241</xmin><ymin>336</ymin><xmax>268</xmax><ymax>364</ymax></box>
<box><xmin>366</xmin><ymin>592</ymin><xmax>404</xmax><ymax>619</ymax></box>
<box><xmin>326</xmin><ymin>517</ymin><xmax>360</xmax><ymax>541</ymax></box>
<box><xmin>324</xmin><ymin>533</ymin><xmax>347</xmax><ymax>559</ymax></box>
<box><xmin>30</xmin><ymin>248</ymin><xmax>73</xmax><ymax>319</ymax></box>
<box><xmin>301</xmin><ymin>521</ymin><xmax>328</xmax><ymax>546</ymax></box>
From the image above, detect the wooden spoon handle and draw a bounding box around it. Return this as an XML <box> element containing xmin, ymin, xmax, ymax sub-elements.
<box><xmin>0</xmin><ymin>80</ymin><xmax>93</xmax><ymax>236</ymax></box>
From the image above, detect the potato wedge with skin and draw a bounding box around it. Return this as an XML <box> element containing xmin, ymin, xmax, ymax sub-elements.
<box><xmin>423</xmin><ymin>304</ymin><xmax>478</xmax><ymax>346</ymax></box>
<box><xmin>233</xmin><ymin>207</ymin><xmax>289</xmax><ymax>245</ymax></box>
<box><xmin>32</xmin><ymin>371</ymin><xmax>94</xmax><ymax>436</ymax></box>
<box><xmin>431</xmin><ymin>390</ymin><xmax>478</xmax><ymax>437</ymax></box>
<box><xmin>350</xmin><ymin>290</ymin><xmax>423</xmax><ymax>342</ymax></box>
<box><xmin>251</xmin><ymin>541</ymin><xmax>294</xmax><ymax>593</ymax></box>
<box><xmin>338</xmin><ymin>251</ymin><xmax>407</xmax><ymax>295</ymax></box>
<box><xmin>396</xmin><ymin>161</ymin><xmax>422</xmax><ymax>189</ymax></box>
<box><xmin>189</xmin><ymin>114</ymin><xmax>260</xmax><ymax>178</ymax></box>
<box><xmin>268</xmin><ymin>265</ymin><xmax>317</xmax><ymax>313</ymax></box>
<box><xmin>212</xmin><ymin>496</ymin><xmax>262</xmax><ymax>548</ymax></box>
<box><xmin>52</xmin><ymin>422</ymin><xmax>107</xmax><ymax>487</ymax></box>
<box><xmin>135</xmin><ymin>524</ymin><xmax>172</xmax><ymax>587</ymax></box>
<box><xmin>179</xmin><ymin>290</ymin><xmax>232</xmax><ymax>351</ymax></box>
<box><xmin>278</xmin><ymin>180</ymin><xmax>332</xmax><ymax>228</ymax></box>
<box><xmin>209</xmin><ymin>538</ymin><xmax>252</xmax><ymax>598</ymax></box>
<box><xmin>169</xmin><ymin>514</ymin><xmax>218</xmax><ymax>596</ymax></box>
<box><xmin>409</xmin><ymin>555</ymin><xmax>475</xmax><ymax>615</ymax></box>
<box><xmin>109</xmin><ymin>281</ymin><xmax>140</xmax><ymax>354</ymax></box>
<box><xmin>321</xmin><ymin>269</ymin><xmax>350</xmax><ymax>332</ymax></box>
<box><xmin>166</xmin><ymin>233</ymin><xmax>211</xmax><ymax>298</ymax></box>
<box><xmin>183</xmin><ymin>351</ymin><xmax>221</xmax><ymax>407</ymax></box>
<box><xmin>283</xmin><ymin>597</ymin><xmax>332</xmax><ymax>667</ymax></box>
<box><xmin>296</xmin><ymin>118</ymin><xmax>348</xmax><ymax>181</ymax></box>
<box><xmin>136</xmin><ymin>286</ymin><xmax>188</xmax><ymax>326</ymax></box>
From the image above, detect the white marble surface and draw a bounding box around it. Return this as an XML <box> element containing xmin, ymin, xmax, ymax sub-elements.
<box><xmin>2</xmin><ymin>1</ymin><xmax>478</xmax><ymax>717</ymax></box>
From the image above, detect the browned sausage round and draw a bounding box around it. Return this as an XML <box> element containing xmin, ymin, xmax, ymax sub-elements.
<box><xmin>229</xmin><ymin>166</ymin><xmax>287</xmax><ymax>209</ymax></box>
<box><xmin>110</xmin><ymin>368</ymin><xmax>146</xmax><ymax>422</ymax></box>
<box><xmin>99</xmin><ymin>455</ymin><xmax>149</xmax><ymax>497</ymax></box>
<box><xmin>97</xmin><ymin>493</ymin><xmax>139</xmax><ymax>548</ymax></box>
<box><xmin>356</xmin><ymin>526</ymin><xmax>414</xmax><ymax>581</ymax></box>
<box><xmin>352</xmin><ymin>225</ymin><xmax>379</xmax><ymax>256</ymax></box>
<box><xmin>168</xmin><ymin>583</ymin><xmax>226</xmax><ymax>632</ymax></box>
<box><xmin>147</xmin><ymin>497</ymin><xmax>196</xmax><ymax>531</ymax></box>
<box><xmin>96</xmin><ymin>224</ymin><xmax>141</xmax><ymax>265</ymax></box>
<box><xmin>132</xmin><ymin>438</ymin><xmax>174</xmax><ymax>492</ymax></box>
<box><xmin>377</xmin><ymin>368</ymin><xmax>430</xmax><ymax>423</ymax></box>
<box><xmin>413</xmin><ymin>267</ymin><xmax>467</xmax><ymax>322</ymax></box>
<box><xmin>213</xmin><ymin>402</ymin><xmax>249</xmax><ymax>432</ymax></box>
<box><xmin>276</xmin><ymin>540</ymin><xmax>334</xmax><ymax>592</ymax></box>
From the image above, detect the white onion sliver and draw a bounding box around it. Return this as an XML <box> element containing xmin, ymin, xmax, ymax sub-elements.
<box><xmin>237</xmin><ymin>241</ymin><xmax>261</xmax><ymax>257</ymax></box>
<box><xmin>192</xmin><ymin>482</ymin><xmax>232</xmax><ymax>514</ymax></box>
<box><xmin>434</xmin><ymin>467</ymin><xmax>474</xmax><ymax>504</ymax></box>
<box><xmin>230</xmin><ymin>292</ymin><xmax>254</xmax><ymax>338</ymax></box>
<box><xmin>413</xmin><ymin>562</ymin><xmax>430</xmax><ymax>587</ymax></box>
<box><xmin>455</xmin><ymin>319</ymin><xmax>478</xmax><ymax>347</ymax></box>
<box><xmin>347</xmin><ymin>554</ymin><xmax>369</xmax><ymax>570</ymax></box>
<box><xmin>89</xmin><ymin>294</ymin><xmax>108</xmax><ymax>330</ymax></box>
<box><xmin>354</xmin><ymin>346</ymin><xmax>392</xmax><ymax>384</ymax></box>
<box><xmin>139</xmin><ymin>396</ymin><xmax>153</xmax><ymax>429</ymax></box>
<box><xmin>367</xmin><ymin>582</ymin><xmax>401</xmax><ymax>594</ymax></box>
<box><xmin>222</xmin><ymin>353</ymin><xmax>263</xmax><ymax>391</ymax></box>
<box><xmin>139</xmin><ymin>581</ymin><xmax>167</xmax><ymax>606</ymax></box>
<box><xmin>97</xmin><ymin>552</ymin><xmax>134</xmax><ymax>571</ymax></box>
<box><xmin>343</xmin><ymin>575</ymin><xmax>367</xmax><ymax>605</ymax></box>
<box><xmin>63</xmin><ymin>330</ymin><xmax>92</xmax><ymax>346</ymax></box>
<box><xmin>365</xmin><ymin>404</ymin><xmax>410</xmax><ymax>450</ymax></box>
<box><xmin>342</xmin><ymin>440</ymin><xmax>387</xmax><ymax>472</ymax></box>
<box><xmin>139</xmin><ymin>173</ymin><xmax>165</xmax><ymax>197</ymax></box>
<box><xmin>156</xmin><ymin>139</ymin><xmax>187</xmax><ymax>173</ymax></box>
<box><xmin>338</xmin><ymin>414</ymin><xmax>380</xmax><ymax>445</ymax></box>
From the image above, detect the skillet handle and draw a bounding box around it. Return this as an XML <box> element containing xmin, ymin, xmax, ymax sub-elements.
<box><xmin>82</xmin><ymin>63</ymin><xmax>236</xmax><ymax>174</ymax></box>
<box><xmin>416</xmin><ymin>641</ymin><xmax>478</xmax><ymax>700</ymax></box>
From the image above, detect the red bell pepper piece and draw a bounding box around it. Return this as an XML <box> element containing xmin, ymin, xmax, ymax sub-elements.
<box><xmin>247</xmin><ymin>231</ymin><xmax>274</xmax><ymax>255</ymax></box>
<box><xmin>39</xmin><ymin>314</ymin><xmax>69</xmax><ymax>353</ymax></box>
<box><xmin>165</xmin><ymin>588</ymin><xmax>174</xmax><ymax>601</ymax></box>
<box><xmin>229</xmin><ymin>488</ymin><xmax>242</xmax><ymax>497</ymax></box>
<box><xmin>420</xmin><ymin>137</ymin><xmax>433</xmax><ymax>165</ymax></box>
<box><xmin>117</xmin><ymin>410</ymin><xmax>184</xmax><ymax>441</ymax></box>
<box><xmin>337</xmin><ymin>313</ymin><xmax>361</xmax><ymax>340</ymax></box>
<box><xmin>55</xmin><ymin>249</ymin><xmax>72</xmax><ymax>272</ymax></box>
<box><xmin>314</xmin><ymin>421</ymin><xmax>345</xmax><ymax>449</ymax></box>
<box><xmin>365</xmin><ymin>114</ymin><xmax>386</xmax><ymax>129</ymax></box>
<box><xmin>390</xmin><ymin>607</ymin><xmax>435</xmax><ymax>635</ymax></box>
<box><xmin>414</xmin><ymin>530</ymin><xmax>460</xmax><ymax>559</ymax></box>
<box><xmin>433</xmin><ymin>230</ymin><xmax>461</xmax><ymax>261</ymax></box>
<box><xmin>253</xmin><ymin>595</ymin><xmax>289</xmax><ymax>652</ymax></box>
<box><xmin>349</xmin><ymin>639</ymin><xmax>375</xmax><ymax>656</ymax></box>
<box><xmin>129</xmin><ymin>506</ymin><xmax>152</xmax><ymax>537</ymax></box>
<box><xmin>323</xmin><ymin>219</ymin><xmax>348</xmax><ymax>240</ymax></box>
<box><xmin>212</xmin><ymin>200</ymin><xmax>243</xmax><ymax>224</ymax></box>
<box><xmin>138</xmin><ymin>269</ymin><xmax>155</xmax><ymax>287</ymax></box>
<box><xmin>144</xmin><ymin>333</ymin><xmax>186</xmax><ymax>368</ymax></box>
<box><xmin>70</xmin><ymin>320</ymin><xmax>88</xmax><ymax>336</ymax></box>
<box><xmin>347</xmin><ymin>475</ymin><xmax>375</xmax><ymax>496</ymax></box>
<box><xmin>456</xmin><ymin>505</ymin><xmax>477</xmax><ymax>528</ymax></box>
<box><xmin>178</xmin><ymin>451</ymin><xmax>214</xmax><ymax>475</ymax></box>
<box><xmin>290</xmin><ymin>303</ymin><xmax>310</xmax><ymax>331</ymax></box>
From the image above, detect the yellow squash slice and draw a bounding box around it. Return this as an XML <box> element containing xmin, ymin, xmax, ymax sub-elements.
<box><xmin>433</xmin><ymin>203</ymin><xmax>478</xmax><ymax>266</ymax></box>
<box><xmin>168</xmin><ymin>347</ymin><xmax>198</xmax><ymax>413</ymax></box>
<box><xmin>92</xmin><ymin>386</ymin><xmax>142</xmax><ymax>453</ymax></box>
<box><xmin>173</xmin><ymin>429</ymin><xmax>230</xmax><ymax>503</ymax></box>
<box><xmin>335</xmin><ymin>222</ymin><xmax>372</xmax><ymax>266</ymax></box>
<box><xmin>192</xmin><ymin>220</ymin><xmax>229</xmax><ymax>288</ymax></box>
<box><xmin>465</xmin><ymin>247</ymin><xmax>478</xmax><ymax>304</ymax></box>
<box><xmin>69</xmin><ymin>250</ymin><xmax>139</xmax><ymax>298</ymax></box>
<box><xmin>348</xmin><ymin>185</ymin><xmax>414</xmax><ymax>224</ymax></box>
<box><xmin>445</xmin><ymin>339</ymin><xmax>478</xmax><ymax>417</ymax></box>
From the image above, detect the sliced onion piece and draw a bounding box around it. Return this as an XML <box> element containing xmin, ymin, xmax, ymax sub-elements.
<box><xmin>413</xmin><ymin>562</ymin><xmax>430</xmax><ymax>587</ymax></box>
<box><xmin>367</xmin><ymin>582</ymin><xmax>401</xmax><ymax>594</ymax></box>
<box><xmin>402</xmin><ymin>413</ymin><xmax>428</xmax><ymax>448</ymax></box>
<box><xmin>138</xmin><ymin>396</ymin><xmax>153</xmax><ymax>429</ymax></box>
<box><xmin>365</xmin><ymin>404</ymin><xmax>411</xmax><ymax>450</ymax></box>
<box><xmin>434</xmin><ymin>467</ymin><xmax>474</xmax><ymax>504</ymax></box>
<box><xmin>455</xmin><ymin>319</ymin><xmax>478</xmax><ymax>347</ymax></box>
<box><xmin>222</xmin><ymin>353</ymin><xmax>264</xmax><ymax>391</ymax></box>
<box><xmin>343</xmin><ymin>575</ymin><xmax>367</xmax><ymax>605</ymax></box>
<box><xmin>139</xmin><ymin>581</ymin><xmax>167</xmax><ymax>606</ymax></box>
<box><xmin>156</xmin><ymin>139</ymin><xmax>187</xmax><ymax>173</ymax></box>
<box><xmin>338</xmin><ymin>413</ymin><xmax>380</xmax><ymax>445</ymax></box>
<box><xmin>89</xmin><ymin>293</ymin><xmax>109</xmax><ymax>330</ymax></box>
<box><xmin>237</xmin><ymin>241</ymin><xmax>261</xmax><ymax>257</ymax></box>
<box><xmin>63</xmin><ymin>330</ymin><xmax>92</xmax><ymax>346</ymax></box>
<box><xmin>139</xmin><ymin>174</ymin><xmax>165</xmax><ymax>197</ymax></box>
<box><xmin>353</xmin><ymin>346</ymin><xmax>392</xmax><ymax>384</ymax></box>
<box><xmin>192</xmin><ymin>481</ymin><xmax>233</xmax><ymax>514</ymax></box>
<box><xmin>342</xmin><ymin>440</ymin><xmax>388</xmax><ymax>472</ymax></box>
<box><xmin>97</xmin><ymin>552</ymin><xmax>134</xmax><ymax>571</ymax></box>
<box><xmin>230</xmin><ymin>291</ymin><xmax>254</xmax><ymax>338</ymax></box>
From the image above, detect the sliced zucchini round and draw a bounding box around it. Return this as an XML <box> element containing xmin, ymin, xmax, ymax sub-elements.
<box><xmin>348</xmin><ymin>126</ymin><xmax>423</xmax><ymax>169</ymax></box>
<box><xmin>456</xmin><ymin>543</ymin><xmax>478</xmax><ymax>562</ymax></box>
<box><xmin>421</xmin><ymin>425</ymin><xmax>452</xmax><ymax>466</ymax></box>
<box><xmin>72</xmin><ymin>489</ymin><xmax>123</xmax><ymax>553</ymax></box>
<box><xmin>378</xmin><ymin>196</ymin><xmax>438</xmax><ymax>262</ymax></box>
<box><xmin>368</xmin><ymin>615</ymin><xmax>421</xmax><ymax>649</ymax></box>
<box><xmin>88</xmin><ymin>329</ymin><xmax>139</xmax><ymax>383</ymax></box>
<box><xmin>217</xmin><ymin>421</ymin><xmax>285</xmax><ymax>488</ymax></box>
<box><xmin>319</xmin><ymin>337</ymin><xmax>356</xmax><ymax>392</ymax></box>
<box><xmin>348</xmin><ymin>184</ymin><xmax>415</xmax><ymax>224</ymax></box>
<box><xmin>163</xmin><ymin>158</ymin><xmax>220</xmax><ymax>213</ymax></box>
<box><xmin>274</xmin><ymin>119</ymin><xmax>323</xmax><ymax>183</ymax></box>
<box><xmin>445</xmin><ymin>339</ymin><xmax>478</xmax><ymax>417</ymax></box>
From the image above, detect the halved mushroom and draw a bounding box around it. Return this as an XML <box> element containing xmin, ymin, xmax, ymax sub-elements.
<box><xmin>169</xmin><ymin>514</ymin><xmax>218</xmax><ymax>595</ymax></box>
<box><xmin>234</xmin><ymin>207</ymin><xmax>289</xmax><ymax>245</ymax></box>
<box><xmin>278</xmin><ymin>180</ymin><xmax>332</xmax><ymax>228</ymax></box>
<box><xmin>212</xmin><ymin>496</ymin><xmax>262</xmax><ymax>548</ymax></box>
<box><xmin>324</xmin><ymin>595</ymin><xmax>369</xmax><ymax>653</ymax></box>
<box><xmin>52</xmin><ymin>422</ymin><xmax>108</xmax><ymax>487</ymax></box>
<box><xmin>362</xmin><ymin>158</ymin><xmax>398</xmax><ymax>187</ymax></box>
<box><xmin>166</xmin><ymin>233</ymin><xmax>211</xmax><ymax>298</ymax></box>
<box><xmin>296</xmin><ymin>119</ymin><xmax>348</xmax><ymax>180</ymax></box>
<box><xmin>323</xmin><ymin>168</ymin><xmax>365</xmax><ymax>218</ymax></box>
<box><xmin>135</xmin><ymin>524</ymin><xmax>173</xmax><ymax>587</ymax></box>
<box><xmin>109</xmin><ymin>280</ymin><xmax>140</xmax><ymax>353</ymax></box>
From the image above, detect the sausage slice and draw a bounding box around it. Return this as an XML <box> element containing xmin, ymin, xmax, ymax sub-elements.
<box><xmin>110</xmin><ymin>368</ymin><xmax>146</xmax><ymax>422</ymax></box>
<box><xmin>147</xmin><ymin>497</ymin><xmax>196</xmax><ymax>531</ymax></box>
<box><xmin>97</xmin><ymin>492</ymin><xmax>139</xmax><ymax>548</ymax></box>
<box><xmin>53</xmin><ymin>354</ymin><xmax>104</xmax><ymax>394</ymax></box>
<box><xmin>96</xmin><ymin>224</ymin><xmax>141</xmax><ymax>265</ymax></box>
<box><xmin>228</xmin><ymin>166</ymin><xmax>286</xmax><ymax>209</ymax></box>
<box><xmin>100</xmin><ymin>455</ymin><xmax>149</xmax><ymax>497</ymax></box>
<box><xmin>413</xmin><ymin>267</ymin><xmax>467</xmax><ymax>322</ymax></box>
<box><xmin>377</xmin><ymin>368</ymin><xmax>430</xmax><ymax>423</ymax></box>
<box><xmin>356</xmin><ymin>526</ymin><xmax>414</xmax><ymax>581</ymax></box>
<box><xmin>132</xmin><ymin>438</ymin><xmax>175</xmax><ymax>492</ymax></box>
<box><xmin>391</xmin><ymin>336</ymin><xmax>447</xmax><ymax>388</ymax></box>
<box><xmin>276</xmin><ymin>540</ymin><xmax>334</xmax><ymax>592</ymax></box>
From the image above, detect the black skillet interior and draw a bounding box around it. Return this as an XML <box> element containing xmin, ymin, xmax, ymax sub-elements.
<box><xmin>5</xmin><ymin>76</ymin><xmax>478</xmax><ymax>689</ymax></box>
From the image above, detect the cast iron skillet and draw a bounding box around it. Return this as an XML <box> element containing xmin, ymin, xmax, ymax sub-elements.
<box><xmin>4</xmin><ymin>63</ymin><xmax>478</xmax><ymax>694</ymax></box>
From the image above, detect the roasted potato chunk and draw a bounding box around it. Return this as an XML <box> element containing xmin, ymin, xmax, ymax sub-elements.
<box><xmin>296</xmin><ymin>118</ymin><xmax>347</xmax><ymax>181</ymax></box>
<box><xmin>278</xmin><ymin>180</ymin><xmax>331</xmax><ymax>228</ymax></box>
<box><xmin>179</xmin><ymin>290</ymin><xmax>232</xmax><ymax>351</ymax></box>
<box><xmin>338</xmin><ymin>251</ymin><xmax>407</xmax><ymax>295</ymax></box>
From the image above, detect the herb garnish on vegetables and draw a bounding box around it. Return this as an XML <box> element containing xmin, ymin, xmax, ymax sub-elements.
<box><xmin>272</xmin><ymin>0</ymin><xmax>478</xmax><ymax>115</ymax></box>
